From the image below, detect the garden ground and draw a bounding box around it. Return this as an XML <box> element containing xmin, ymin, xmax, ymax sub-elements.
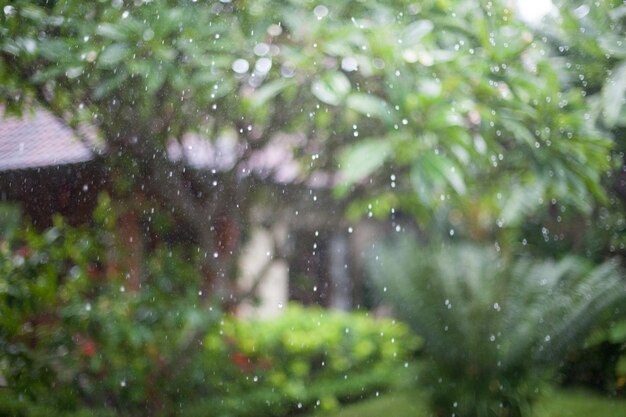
<box><xmin>308</xmin><ymin>388</ymin><xmax>626</xmax><ymax>417</ymax></box>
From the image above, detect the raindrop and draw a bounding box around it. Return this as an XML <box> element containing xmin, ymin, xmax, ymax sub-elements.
<box><xmin>232</xmin><ymin>59</ymin><xmax>250</xmax><ymax>74</ymax></box>
<box><xmin>255</xmin><ymin>57</ymin><xmax>272</xmax><ymax>73</ymax></box>
<box><xmin>341</xmin><ymin>57</ymin><xmax>358</xmax><ymax>72</ymax></box>
<box><xmin>313</xmin><ymin>5</ymin><xmax>329</xmax><ymax>19</ymax></box>
<box><xmin>253</xmin><ymin>43</ymin><xmax>270</xmax><ymax>56</ymax></box>
<box><xmin>267</xmin><ymin>24</ymin><xmax>282</xmax><ymax>36</ymax></box>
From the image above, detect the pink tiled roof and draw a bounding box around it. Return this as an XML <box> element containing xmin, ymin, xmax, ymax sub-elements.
<box><xmin>0</xmin><ymin>108</ymin><xmax>332</xmax><ymax>188</ymax></box>
<box><xmin>0</xmin><ymin>109</ymin><xmax>96</xmax><ymax>172</ymax></box>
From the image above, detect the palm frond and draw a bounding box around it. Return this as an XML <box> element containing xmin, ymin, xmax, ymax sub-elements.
<box><xmin>369</xmin><ymin>237</ymin><xmax>626</xmax><ymax>417</ymax></box>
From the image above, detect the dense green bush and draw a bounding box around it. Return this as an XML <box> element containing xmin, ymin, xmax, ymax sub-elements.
<box><xmin>558</xmin><ymin>316</ymin><xmax>626</xmax><ymax>396</ymax></box>
<box><xmin>0</xmin><ymin>215</ymin><xmax>419</xmax><ymax>417</ymax></box>
<box><xmin>194</xmin><ymin>304</ymin><xmax>421</xmax><ymax>417</ymax></box>
<box><xmin>0</xmin><ymin>214</ymin><xmax>221</xmax><ymax>416</ymax></box>
<box><xmin>370</xmin><ymin>238</ymin><xmax>626</xmax><ymax>417</ymax></box>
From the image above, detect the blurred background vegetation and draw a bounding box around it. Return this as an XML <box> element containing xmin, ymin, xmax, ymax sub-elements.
<box><xmin>1</xmin><ymin>0</ymin><xmax>626</xmax><ymax>416</ymax></box>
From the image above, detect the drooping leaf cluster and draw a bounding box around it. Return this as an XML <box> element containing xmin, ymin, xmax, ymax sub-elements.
<box><xmin>0</xmin><ymin>0</ymin><xmax>616</xmax><ymax>238</ymax></box>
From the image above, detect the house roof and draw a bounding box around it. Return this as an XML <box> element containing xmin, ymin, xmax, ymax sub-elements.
<box><xmin>0</xmin><ymin>107</ymin><xmax>332</xmax><ymax>188</ymax></box>
<box><xmin>0</xmin><ymin>108</ymin><xmax>96</xmax><ymax>172</ymax></box>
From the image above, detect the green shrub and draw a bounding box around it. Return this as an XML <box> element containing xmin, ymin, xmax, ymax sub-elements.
<box><xmin>194</xmin><ymin>304</ymin><xmax>421</xmax><ymax>417</ymax></box>
<box><xmin>0</xmin><ymin>215</ymin><xmax>420</xmax><ymax>417</ymax></box>
<box><xmin>0</xmin><ymin>215</ymin><xmax>221</xmax><ymax>416</ymax></box>
<box><xmin>369</xmin><ymin>238</ymin><xmax>626</xmax><ymax>417</ymax></box>
<box><xmin>558</xmin><ymin>316</ymin><xmax>626</xmax><ymax>396</ymax></box>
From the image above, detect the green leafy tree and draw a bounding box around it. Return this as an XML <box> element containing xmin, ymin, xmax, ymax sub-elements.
<box><xmin>0</xmin><ymin>0</ymin><xmax>616</xmax><ymax>297</ymax></box>
<box><xmin>523</xmin><ymin>0</ymin><xmax>626</xmax><ymax>261</ymax></box>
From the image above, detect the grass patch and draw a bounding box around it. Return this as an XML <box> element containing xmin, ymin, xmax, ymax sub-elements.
<box><xmin>307</xmin><ymin>388</ymin><xmax>626</xmax><ymax>417</ymax></box>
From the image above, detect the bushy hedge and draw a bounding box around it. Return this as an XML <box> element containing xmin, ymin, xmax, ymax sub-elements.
<box><xmin>0</xmin><ymin>215</ymin><xmax>420</xmax><ymax>417</ymax></box>
<box><xmin>193</xmin><ymin>304</ymin><xmax>421</xmax><ymax>417</ymax></box>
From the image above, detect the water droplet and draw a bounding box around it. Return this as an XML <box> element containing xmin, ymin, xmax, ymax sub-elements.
<box><xmin>313</xmin><ymin>5</ymin><xmax>329</xmax><ymax>19</ymax></box>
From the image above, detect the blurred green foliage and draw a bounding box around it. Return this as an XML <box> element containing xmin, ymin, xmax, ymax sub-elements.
<box><xmin>0</xmin><ymin>0</ymin><xmax>618</xmax><ymax>242</ymax></box>
<box><xmin>0</xmin><ymin>211</ymin><xmax>221</xmax><ymax>415</ymax></box>
<box><xmin>194</xmin><ymin>304</ymin><xmax>421</xmax><ymax>417</ymax></box>
<box><xmin>0</xmin><ymin>208</ymin><xmax>418</xmax><ymax>416</ymax></box>
<box><xmin>1</xmin><ymin>0</ymin><xmax>626</xmax><ymax>414</ymax></box>
<box><xmin>370</xmin><ymin>238</ymin><xmax>626</xmax><ymax>417</ymax></box>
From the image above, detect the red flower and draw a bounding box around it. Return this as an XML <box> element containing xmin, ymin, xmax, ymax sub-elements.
<box><xmin>15</xmin><ymin>245</ymin><xmax>32</xmax><ymax>258</ymax></box>
<box><xmin>230</xmin><ymin>351</ymin><xmax>253</xmax><ymax>373</ymax></box>
<box><xmin>81</xmin><ymin>340</ymin><xmax>97</xmax><ymax>357</ymax></box>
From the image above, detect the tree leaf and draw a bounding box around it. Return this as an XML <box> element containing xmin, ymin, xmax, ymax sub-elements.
<box><xmin>98</xmin><ymin>43</ymin><xmax>130</xmax><ymax>67</ymax></box>
<box><xmin>500</xmin><ymin>179</ymin><xmax>546</xmax><ymax>225</ymax></box>
<box><xmin>339</xmin><ymin>139</ymin><xmax>392</xmax><ymax>186</ymax></box>
<box><xmin>96</xmin><ymin>23</ymin><xmax>127</xmax><ymax>42</ymax></box>
<box><xmin>94</xmin><ymin>72</ymin><xmax>128</xmax><ymax>99</ymax></box>
<box><xmin>250</xmin><ymin>79</ymin><xmax>295</xmax><ymax>108</ymax></box>
<box><xmin>311</xmin><ymin>71</ymin><xmax>351</xmax><ymax>106</ymax></box>
<box><xmin>403</xmin><ymin>20</ymin><xmax>434</xmax><ymax>45</ymax></box>
<box><xmin>346</xmin><ymin>93</ymin><xmax>394</xmax><ymax>125</ymax></box>
<box><xmin>410</xmin><ymin>152</ymin><xmax>466</xmax><ymax>205</ymax></box>
<box><xmin>602</xmin><ymin>61</ymin><xmax>626</xmax><ymax>127</ymax></box>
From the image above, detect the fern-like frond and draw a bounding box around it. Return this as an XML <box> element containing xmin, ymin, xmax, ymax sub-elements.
<box><xmin>369</xmin><ymin>238</ymin><xmax>626</xmax><ymax>417</ymax></box>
